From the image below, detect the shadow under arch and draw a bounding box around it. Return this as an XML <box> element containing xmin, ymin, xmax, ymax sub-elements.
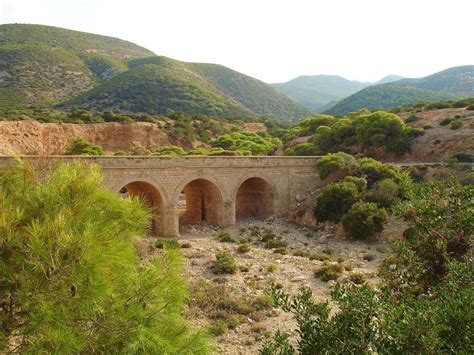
<box><xmin>178</xmin><ymin>178</ymin><xmax>224</xmax><ymax>230</ymax></box>
<box><xmin>235</xmin><ymin>176</ymin><xmax>274</xmax><ymax>220</ymax></box>
<box><xmin>119</xmin><ymin>181</ymin><xmax>164</xmax><ymax>236</ymax></box>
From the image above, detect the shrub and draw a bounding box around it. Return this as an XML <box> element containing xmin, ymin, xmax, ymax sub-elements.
<box><xmin>308</xmin><ymin>252</ymin><xmax>331</xmax><ymax>261</ymax></box>
<box><xmin>439</xmin><ymin>117</ymin><xmax>453</xmax><ymax>126</ymax></box>
<box><xmin>263</xmin><ymin>178</ymin><xmax>474</xmax><ymax>354</ymax></box>
<box><xmin>365</xmin><ymin>178</ymin><xmax>400</xmax><ymax>208</ymax></box>
<box><xmin>393</xmin><ymin>177</ymin><xmax>473</xmax><ymax>286</ymax></box>
<box><xmin>212</xmin><ymin>252</ymin><xmax>238</xmax><ymax>275</ymax></box>
<box><xmin>314</xmin><ymin>182</ymin><xmax>360</xmax><ymax>222</ymax></box>
<box><xmin>316</xmin><ymin>152</ymin><xmax>357</xmax><ymax>180</ymax></box>
<box><xmin>343</xmin><ymin>175</ymin><xmax>367</xmax><ymax>192</ymax></box>
<box><xmin>349</xmin><ymin>272</ymin><xmax>368</xmax><ymax>285</ymax></box>
<box><xmin>342</xmin><ymin>202</ymin><xmax>387</xmax><ymax>240</ymax></box>
<box><xmin>253</xmin><ymin>294</ymin><xmax>273</xmax><ymax>310</ymax></box>
<box><xmin>292</xmin><ymin>249</ymin><xmax>308</xmax><ymax>257</ymax></box>
<box><xmin>266</xmin><ymin>263</ymin><xmax>278</xmax><ymax>273</ymax></box>
<box><xmin>64</xmin><ymin>138</ymin><xmax>104</xmax><ymax>155</ymax></box>
<box><xmin>113</xmin><ymin>150</ymin><xmax>128</xmax><ymax>156</ymax></box>
<box><xmin>273</xmin><ymin>247</ymin><xmax>288</xmax><ymax>255</ymax></box>
<box><xmin>467</xmin><ymin>104</ymin><xmax>474</xmax><ymax>110</ymax></box>
<box><xmin>153</xmin><ymin>145</ymin><xmax>186</xmax><ymax>156</ymax></box>
<box><xmin>264</xmin><ymin>238</ymin><xmax>288</xmax><ymax>249</ymax></box>
<box><xmin>216</xmin><ymin>230</ymin><xmax>235</xmax><ymax>243</ymax></box>
<box><xmin>237</xmin><ymin>243</ymin><xmax>251</xmax><ymax>253</ymax></box>
<box><xmin>450</xmin><ymin>120</ymin><xmax>463</xmax><ymax>130</ymax></box>
<box><xmin>357</xmin><ymin>157</ymin><xmax>400</xmax><ymax>185</ymax></box>
<box><xmin>0</xmin><ymin>160</ymin><xmax>209</xmax><ymax>353</ymax></box>
<box><xmin>314</xmin><ymin>262</ymin><xmax>343</xmax><ymax>282</ymax></box>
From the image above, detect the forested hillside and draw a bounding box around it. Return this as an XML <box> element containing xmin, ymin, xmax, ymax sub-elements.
<box><xmin>0</xmin><ymin>24</ymin><xmax>311</xmax><ymax>122</ymax></box>
<box><xmin>326</xmin><ymin>66</ymin><xmax>473</xmax><ymax>115</ymax></box>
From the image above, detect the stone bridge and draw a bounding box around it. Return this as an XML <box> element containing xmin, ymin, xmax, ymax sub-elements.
<box><xmin>0</xmin><ymin>156</ymin><xmax>322</xmax><ymax>237</ymax></box>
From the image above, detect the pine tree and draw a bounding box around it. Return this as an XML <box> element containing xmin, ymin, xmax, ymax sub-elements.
<box><xmin>0</xmin><ymin>159</ymin><xmax>210</xmax><ymax>353</ymax></box>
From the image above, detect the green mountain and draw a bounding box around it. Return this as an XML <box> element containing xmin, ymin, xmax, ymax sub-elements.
<box><xmin>0</xmin><ymin>24</ymin><xmax>154</xmax><ymax>108</ymax></box>
<box><xmin>325</xmin><ymin>66</ymin><xmax>473</xmax><ymax>115</ymax></box>
<box><xmin>271</xmin><ymin>75</ymin><xmax>369</xmax><ymax>112</ymax></box>
<box><xmin>71</xmin><ymin>56</ymin><xmax>312</xmax><ymax>120</ymax></box>
<box><xmin>0</xmin><ymin>24</ymin><xmax>311</xmax><ymax>121</ymax></box>
<box><xmin>374</xmin><ymin>75</ymin><xmax>405</xmax><ymax>85</ymax></box>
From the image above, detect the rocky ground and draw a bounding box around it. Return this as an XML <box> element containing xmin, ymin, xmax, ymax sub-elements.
<box><xmin>147</xmin><ymin>219</ymin><xmax>398</xmax><ymax>354</ymax></box>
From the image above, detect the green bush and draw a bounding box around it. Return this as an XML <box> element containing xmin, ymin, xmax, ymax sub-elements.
<box><xmin>316</xmin><ymin>152</ymin><xmax>357</xmax><ymax>180</ymax></box>
<box><xmin>314</xmin><ymin>182</ymin><xmax>360</xmax><ymax>222</ymax></box>
<box><xmin>439</xmin><ymin>117</ymin><xmax>453</xmax><ymax>126</ymax></box>
<box><xmin>261</xmin><ymin>177</ymin><xmax>473</xmax><ymax>354</ymax></box>
<box><xmin>216</xmin><ymin>230</ymin><xmax>235</xmax><ymax>243</ymax></box>
<box><xmin>450</xmin><ymin>120</ymin><xmax>463</xmax><ymax>130</ymax></box>
<box><xmin>212</xmin><ymin>252</ymin><xmax>238</xmax><ymax>275</ymax></box>
<box><xmin>357</xmin><ymin>157</ymin><xmax>400</xmax><ymax>185</ymax></box>
<box><xmin>365</xmin><ymin>178</ymin><xmax>400</xmax><ymax>208</ymax></box>
<box><xmin>349</xmin><ymin>272</ymin><xmax>368</xmax><ymax>285</ymax></box>
<box><xmin>64</xmin><ymin>138</ymin><xmax>104</xmax><ymax>155</ymax></box>
<box><xmin>153</xmin><ymin>145</ymin><xmax>186</xmax><ymax>156</ymax></box>
<box><xmin>308</xmin><ymin>252</ymin><xmax>331</xmax><ymax>261</ymax></box>
<box><xmin>273</xmin><ymin>247</ymin><xmax>288</xmax><ymax>255</ymax></box>
<box><xmin>237</xmin><ymin>243</ymin><xmax>251</xmax><ymax>253</ymax></box>
<box><xmin>314</xmin><ymin>262</ymin><xmax>342</xmax><ymax>282</ymax></box>
<box><xmin>341</xmin><ymin>202</ymin><xmax>387</xmax><ymax>240</ymax></box>
<box><xmin>0</xmin><ymin>160</ymin><xmax>209</xmax><ymax>353</ymax></box>
<box><xmin>392</xmin><ymin>177</ymin><xmax>473</xmax><ymax>286</ymax></box>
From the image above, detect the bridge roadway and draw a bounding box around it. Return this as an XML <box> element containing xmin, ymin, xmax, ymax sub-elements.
<box><xmin>0</xmin><ymin>156</ymin><xmax>322</xmax><ymax>237</ymax></box>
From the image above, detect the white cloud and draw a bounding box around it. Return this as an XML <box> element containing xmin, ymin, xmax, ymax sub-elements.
<box><xmin>1</xmin><ymin>0</ymin><xmax>473</xmax><ymax>82</ymax></box>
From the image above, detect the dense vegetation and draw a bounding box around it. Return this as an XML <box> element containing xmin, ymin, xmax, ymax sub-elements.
<box><xmin>0</xmin><ymin>24</ymin><xmax>152</xmax><ymax>108</ymax></box>
<box><xmin>262</xmin><ymin>177</ymin><xmax>473</xmax><ymax>354</ymax></box>
<box><xmin>0</xmin><ymin>24</ymin><xmax>311</xmax><ymax>122</ymax></box>
<box><xmin>282</xmin><ymin>110</ymin><xmax>423</xmax><ymax>156</ymax></box>
<box><xmin>326</xmin><ymin>66</ymin><xmax>473</xmax><ymax>115</ymax></box>
<box><xmin>70</xmin><ymin>56</ymin><xmax>311</xmax><ymax>121</ymax></box>
<box><xmin>0</xmin><ymin>160</ymin><xmax>209</xmax><ymax>353</ymax></box>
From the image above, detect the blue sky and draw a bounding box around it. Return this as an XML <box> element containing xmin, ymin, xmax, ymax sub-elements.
<box><xmin>1</xmin><ymin>0</ymin><xmax>472</xmax><ymax>83</ymax></box>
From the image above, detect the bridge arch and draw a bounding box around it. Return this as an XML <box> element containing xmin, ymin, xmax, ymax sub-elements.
<box><xmin>118</xmin><ymin>180</ymin><xmax>165</xmax><ymax>236</ymax></box>
<box><xmin>234</xmin><ymin>174</ymin><xmax>277</xmax><ymax>220</ymax></box>
<box><xmin>174</xmin><ymin>176</ymin><xmax>225</xmax><ymax>229</ymax></box>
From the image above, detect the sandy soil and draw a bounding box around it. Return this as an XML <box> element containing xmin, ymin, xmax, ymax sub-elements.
<box><xmin>151</xmin><ymin>219</ymin><xmax>394</xmax><ymax>354</ymax></box>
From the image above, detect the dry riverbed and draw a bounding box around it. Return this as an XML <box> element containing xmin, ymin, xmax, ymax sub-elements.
<box><xmin>146</xmin><ymin>219</ymin><xmax>394</xmax><ymax>354</ymax></box>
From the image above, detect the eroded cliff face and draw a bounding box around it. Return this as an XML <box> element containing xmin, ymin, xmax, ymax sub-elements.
<box><xmin>0</xmin><ymin>120</ymin><xmax>182</xmax><ymax>155</ymax></box>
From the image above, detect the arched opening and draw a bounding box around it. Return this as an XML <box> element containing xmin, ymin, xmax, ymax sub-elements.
<box><xmin>119</xmin><ymin>181</ymin><xmax>163</xmax><ymax>236</ymax></box>
<box><xmin>236</xmin><ymin>177</ymin><xmax>274</xmax><ymax>220</ymax></box>
<box><xmin>179</xmin><ymin>179</ymin><xmax>223</xmax><ymax>229</ymax></box>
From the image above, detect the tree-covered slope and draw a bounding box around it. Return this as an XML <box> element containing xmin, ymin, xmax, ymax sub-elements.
<box><xmin>271</xmin><ymin>75</ymin><xmax>369</xmax><ymax>112</ymax></box>
<box><xmin>71</xmin><ymin>56</ymin><xmax>312</xmax><ymax>120</ymax></box>
<box><xmin>0</xmin><ymin>24</ymin><xmax>154</xmax><ymax>108</ymax></box>
<box><xmin>70</xmin><ymin>61</ymin><xmax>254</xmax><ymax>118</ymax></box>
<box><xmin>325</xmin><ymin>66</ymin><xmax>472</xmax><ymax>115</ymax></box>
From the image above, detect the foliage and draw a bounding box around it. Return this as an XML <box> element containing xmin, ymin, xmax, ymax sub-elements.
<box><xmin>314</xmin><ymin>262</ymin><xmax>343</xmax><ymax>282</ymax></box>
<box><xmin>211</xmin><ymin>252</ymin><xmax>238</xmax><ymax>274</ymax></box>
<box><xmin>325</xmin><ymin>65</ymin><xmax>473</xmax><ymax>115</ymax></box>
<box><xmin>152</xmin><ymin>145</ymin><xmax>187</xmax><ymax>156</ymax></box>
<box><xmin>211</xmin><ymin>131</ymin><xmax>281</xmax><ymax>155</ymax></box>
<box><xmin>282</xmin><ymin>110</ymin><xmax>422</xmax><ymax>156</ymax></box>
<box><xmin>0</xmin><ymin>160</ymin><xmax>209</xmax><ymax>353</ymax></box>
<box><xmin>237</xmin><ymin>243</ymin><xmax>251</xmax><ymax>253</ymax></box>
<box><xmin>314</xmin><ymin>181</ymin><xmax>360</xmax><ymax>222</ymax></box>
<box><xmin>64</xmin><ymin>138</ymin><xmax>104</xmax><ymax>155</ymax></box>
<box><xmin>263</xmin><ymin>178</ymin><xmax>473</xmax><ymax>354</ymax></box>
<box><xmin>365</xmin><ymin>178</ymin><xmax>400</xmax><ymax>208</ymax></box>
<box><xmin>392</xmin><ymin>176</ymin><xmax>473</xmax><ymax>286</ymax></box>
<box><xmin>316</xmin><ymin>152</ymin><xmax>357</xmax><ymax>179</ymax></box>
<box><xmin>341</xmin><ymin>202</ymin><xmax>387</xmax><ymax>240</ymax></box>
